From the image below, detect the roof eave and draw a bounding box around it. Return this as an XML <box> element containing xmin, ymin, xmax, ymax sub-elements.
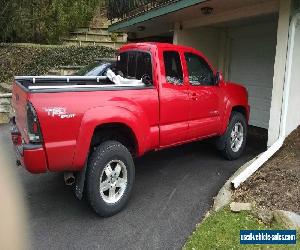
<box><xmin>108</xmin><ymin>0</ymin><xmax>207</xmax><ymax>32</ymax></box>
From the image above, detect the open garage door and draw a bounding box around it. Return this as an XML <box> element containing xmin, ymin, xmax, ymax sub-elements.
<box><xmin>228</xmin><ymin>22</ymin><xmax>277</xmax><ymax>129</ymax></box>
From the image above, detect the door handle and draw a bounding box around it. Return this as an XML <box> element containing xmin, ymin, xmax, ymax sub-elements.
<box><xmin>191</xmin><ymin>92</ymin><xmax>198</xmax><ymax>101</ymax></box>
<box><xmin>210</xmin><ymin>110</ymin><xmax>219</xmax><ymax>116</ymax></box>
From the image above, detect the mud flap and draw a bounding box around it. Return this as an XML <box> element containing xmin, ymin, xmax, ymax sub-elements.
<box><xmin>75</xmin><ymin>162</ymin><xmax>87</xmax><ymax>200</ymax></box>
<box><xmin>216</xmin><ymin>134</ymin><xmax>226</xmax><ymax>151</ymax></box>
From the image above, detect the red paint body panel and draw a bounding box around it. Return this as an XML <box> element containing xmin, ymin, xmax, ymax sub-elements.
<box><xmin>11</xmin><ymin>42</ymin><xmax>249</xmax><ymax>173</ymax></box>
<box><xmin>22</xmin><ymin>147</ymin><xmax>48</xmax><ymax>173</ymax></box>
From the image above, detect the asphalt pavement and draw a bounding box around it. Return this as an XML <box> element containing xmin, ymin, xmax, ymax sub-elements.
<box><xmin>0</xmin><ymin>124</ymin><xmax>265</xmax><ymax>249</ymax></box>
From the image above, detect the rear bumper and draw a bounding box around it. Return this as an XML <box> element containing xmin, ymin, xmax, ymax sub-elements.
<box><xmin>15</xmin><ymin>144</ymin><xmax>48</xmax><ymax>173</ymax></box>
<box><xmin>10</xmin><ymin>118</ymin><xmax>48</xmax><ymax>173</ymax></box>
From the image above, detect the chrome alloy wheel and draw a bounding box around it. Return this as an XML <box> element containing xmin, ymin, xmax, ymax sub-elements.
<box><xmin>230</xmin><ymin>122</ymin><xmax>244</xmax><ymax>153</ymax></box>
<box><xmin>99</xmin><ymin>160</ymin><xmax>128</xmax><ymax>204</ymax></box>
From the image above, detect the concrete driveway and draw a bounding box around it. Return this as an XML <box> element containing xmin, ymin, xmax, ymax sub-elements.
<box><xmin>0</xmin><ymin>124</ymin><xmax>264</xmax><ymax>249</ymax></box>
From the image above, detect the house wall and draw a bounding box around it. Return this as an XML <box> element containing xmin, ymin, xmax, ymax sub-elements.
<box><xmin>173</xmin><ymin>27</ymin><xmax>221</xmax><ymax>69</ymax></box>
<box><xmin>285</xmin><ymin>15</ymin><xmax>300</xmax><ymax>135</ymax></box>
<box><xmin>268</xmin><ymin>0</ymin><xmax>292</xmax><ymax>145</ymax></box>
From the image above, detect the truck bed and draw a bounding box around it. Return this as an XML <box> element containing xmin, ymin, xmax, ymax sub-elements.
<box><xmin>15</xmin><ymin>76</ymin><xmax>149</xmax><ymax>93</ymax></box>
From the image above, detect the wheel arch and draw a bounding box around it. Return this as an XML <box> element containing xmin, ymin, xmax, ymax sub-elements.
<box><xmin>72</xmin><ymin>106</ymin><xmax>149</xmax><ymax>170</ymax></box>
<box><xmin>221</xmin><ymin>102</ymin><xmax>249</xmax><ymax>135</ymax></box>
<box><xmin>232</xmin><ymin>105</ymin><xmax>248</xmax><ymax>118</ymax></box>
<box><xmin>90</xmin><ymin>122</ymin><xmax>139</xmax><ymax>157</ymax></box>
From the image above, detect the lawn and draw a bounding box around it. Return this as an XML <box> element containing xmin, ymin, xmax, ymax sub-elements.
<box><xmin>183</xmin><ymin>207</ymin><xmax>299</xmax><ymax>250</ymax></box>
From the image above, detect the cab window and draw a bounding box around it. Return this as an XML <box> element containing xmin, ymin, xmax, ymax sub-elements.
<box><xmin>116</xmin><ymin>51</ymin><xmax>152</xmax><ymax>83</ymax></box>
<box><xmin>185</xmin><ymin>53</ymin><xmax>214</xmax><ymax>86</ymax></box>
<box><xmin>163</xmin><ymin>51</ymin><xmax>183</xmax><ymax>85</ymax></box>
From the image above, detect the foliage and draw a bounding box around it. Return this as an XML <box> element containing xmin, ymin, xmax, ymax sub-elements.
<box><xmin>0</xmin><ymin>43</ymin><xmax>115</xmax><ymax>85</ymax></box>
<box><xmin>183</xmin><ymin>207</ymin><xmax>299</xmax><ymax>250</ymax></box>
<box><xmin>110</xmin><ymin>33</ymin><xmax>118</xmax><ymax>42</ymax></box>
<box><xmin>0</xmin><ymin>0</ymin><xmax>104</xmax><ymax>44</ymax></box>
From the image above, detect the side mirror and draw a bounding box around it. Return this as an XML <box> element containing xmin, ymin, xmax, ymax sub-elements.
<box><xmin>215</xmin><ymin>71</ymin><xmax>223</xmax><ymax>85</ymax></box>
<box><xmin>142</xmin><ymin>74</ymin><xmax>152</xmax><ymax>85</ymax></box>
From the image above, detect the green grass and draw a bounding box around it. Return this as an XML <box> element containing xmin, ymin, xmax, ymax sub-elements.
<box><xmin>183</xmin><ymin>207</ymin><xmax>299</xmax><ymax>250</ymax></box>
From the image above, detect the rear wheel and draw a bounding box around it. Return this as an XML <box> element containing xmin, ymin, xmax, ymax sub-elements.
<box><xmin>86</xmin><ymin>140</ymin><xmax>135</xmax><ymax>217</ymax></box>
<box><xmin>217</xmin><ymin>112</ymin><xmax>247</xmax><ymax>160</ymax></box>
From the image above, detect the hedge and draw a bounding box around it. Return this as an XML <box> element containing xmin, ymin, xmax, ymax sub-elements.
<box><xmin>0</xmin><ymin>43</ymin><xmax>116</xmax><ymax>88</ymax></box>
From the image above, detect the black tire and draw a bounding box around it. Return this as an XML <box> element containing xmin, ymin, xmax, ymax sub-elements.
<box><xmin>86</xmin><ymin>140</ymin><xmax>135</xmax><ymax>217</ymax></box>
<box><xmin>216</xmin><ymin>111</ymin><xmax>247</xmax><ymax>160</ymax></box>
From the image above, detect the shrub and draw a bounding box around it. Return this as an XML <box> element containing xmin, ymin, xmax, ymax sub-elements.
<box><xmin>0</xmin><ymin>43</ymin><xmax>116</xmax><ymax>86</ymax></box>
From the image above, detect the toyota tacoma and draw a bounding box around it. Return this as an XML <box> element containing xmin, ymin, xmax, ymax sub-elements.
<box><xmin>10</xmin><ymin>43</ymin><xmax>249</xmax><ymax>216</ymax></box>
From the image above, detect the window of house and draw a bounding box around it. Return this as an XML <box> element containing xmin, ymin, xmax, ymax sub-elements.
<box><xmin>116</xmin><ymin>51</ymin><xmax>152</xmax><ymax>83</ymax></box>
<box><xmin>185</xmin><ymin>53</ymin><xmax>214</xmax><ymax>85</ymax></box>
<box><xmin>163</xmin><ymin>51</ymin><xmax>183</xmax><ymax>84</ymax></box>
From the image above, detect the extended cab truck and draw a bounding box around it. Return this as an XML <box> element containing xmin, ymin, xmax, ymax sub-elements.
<box><xmin>11</xmin><ymin>43</ymin><xmax>249</xmax><ymax>217</ymax></box>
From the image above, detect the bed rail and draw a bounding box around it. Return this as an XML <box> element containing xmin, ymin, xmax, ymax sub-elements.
<box><xmin>15</xmin><ymin>75</ymin><xmax>108</xmax><ymax>84</ymax></box>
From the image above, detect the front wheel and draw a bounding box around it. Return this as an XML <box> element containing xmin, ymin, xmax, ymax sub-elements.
<box><xmin>217</xmin><ymin>111</ymin><xmax>247</xmax><ymax>160</ymax></box>
<box><xmin>86</xmin><ymin>141</ymin><xmax>135</xmax><ymax>217</ymax></box>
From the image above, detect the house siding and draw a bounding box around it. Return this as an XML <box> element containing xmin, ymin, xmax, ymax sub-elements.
<box><xmin>173</xmin><ymin>27</ymin><xmax>221</xmax><ymax>68</ymax></box>
<box><xmin>285</xmin><ymin>15</ymin><xmax>300</xmax><ymax>135</ymax></box>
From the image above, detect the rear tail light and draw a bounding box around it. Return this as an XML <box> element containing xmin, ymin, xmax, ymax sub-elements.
<box><xmin>26</xmin><ymin>102</ymin><xmax>43</xmax><ymax>143</ymax></box>
<box><xmin>10</xmin><ymin>117</ymin><xmax>22</xmax><ymax>145</ymax></box>
<box><xmin>12</xmin><ymin>133</ymin><xmax>22</xmax><ymax>145</ymax></box>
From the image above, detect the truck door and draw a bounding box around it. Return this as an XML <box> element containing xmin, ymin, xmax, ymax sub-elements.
<box><xmin>184</xmin><ymin>52</ymin><xmax>221</xmax><ymax>140</ymax></box>
<box><xmin>159</xmin><ymin>50</ymin><xmax>189</xmax><ymax>147</ymax></box>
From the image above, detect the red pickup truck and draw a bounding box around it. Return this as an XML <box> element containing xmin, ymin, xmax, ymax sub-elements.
<box><xmin>11</xmin><ymin>43</ymin><xmax>249</xmax><ymax>216</ymax></box>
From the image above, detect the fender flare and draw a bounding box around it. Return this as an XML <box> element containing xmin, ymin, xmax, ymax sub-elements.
<box><xmin>72</xmin><ymin>105</ymin><xmax>151</xmax><ymax>170</ymax></box>
<box><xmin>220</xmin><ymin>100</ymin><xmax>249</xmax><ymax>135</ymax></box>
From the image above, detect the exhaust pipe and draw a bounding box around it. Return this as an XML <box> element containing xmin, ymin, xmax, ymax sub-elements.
<box><xmin>64</xmin><ymin>172</ymin><xmax>75</xmax><ymax>186</ymax></box>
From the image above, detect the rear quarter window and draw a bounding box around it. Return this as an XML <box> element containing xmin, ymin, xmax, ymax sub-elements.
<box><xmin>116</xmin><ymin>51</ymin><xmax>152</xmax><ymax>82</ymax></box>
<box><xmin>163</xmin><ymin>51</ymin><xmax>183</xmax><ymax>85</ymax></box>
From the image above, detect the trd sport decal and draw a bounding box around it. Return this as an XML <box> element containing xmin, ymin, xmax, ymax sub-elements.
<box><xmin>44</xmin><ymin>107</ymin><xmax>75</xmax><ymax>119</ymax></box>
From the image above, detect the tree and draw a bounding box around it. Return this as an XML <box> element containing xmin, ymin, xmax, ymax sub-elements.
<box><xmin>0</xmin><ymin>0</ymin><xmax>104</xmax><ymax>44</ymax></box>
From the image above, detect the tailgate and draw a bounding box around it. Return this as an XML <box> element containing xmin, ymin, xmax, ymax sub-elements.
<box><xmin>11</xmin><ymin>81</ymin><xmax>30</xmax><ymax>142</ymax></box>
